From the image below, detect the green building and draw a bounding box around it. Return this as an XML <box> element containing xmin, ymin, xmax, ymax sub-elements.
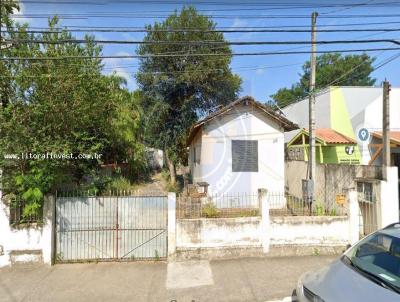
<box><xmin>286</xmin><ymin>128</ymin><xmax>360</xmax><ymax>164</ymax></box>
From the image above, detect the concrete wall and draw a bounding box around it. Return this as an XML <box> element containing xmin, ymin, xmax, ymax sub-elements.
<box><xmin>379</xmin><ymin>166</ymin><xmax>399</xmax><ymax>227</ymax></box>
<box><xmin>285</xmin><ymin>161</ymin><xmax>383</xmax><ymax>204</ymax></box>
<box><xmin>176</xmin><ymin>217</ymin><xmax>262</xmax><ymax>249</ymax></box>
<box><xmin>270</xmin><ymin>216</ymin><xmax>350</xmax><ymax>246</ymax></box>
<box><xmin>0</xmin><ymin>195</ymin><xmax>54</xmax><ymax>267</ymax></box>
<box><xmin>189</xmin><ymin>104</ymin><xmax>285</xmax><ymax>195</ymax></box>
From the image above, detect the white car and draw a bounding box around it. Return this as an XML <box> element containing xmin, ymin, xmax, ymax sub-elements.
<box><xmin>297</xmin><ymin>223</ymin><xmax>400</xmax><ymax>302</ymax></box>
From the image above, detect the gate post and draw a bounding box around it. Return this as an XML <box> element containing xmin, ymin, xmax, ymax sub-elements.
<box><xmin>348</xmin><ymin>189</ymin><xmax>360</xmax><ymax>245</ymax></box>
<box><xmin>259</xmin><ymin>188</ymin><xmax>269</xmax><ymax>253</ymax></box>
<box><xmin>168</xmin><ymin>192</ymin><xmax>176</xmax><ymax>257</ymax></box>
<box><xmin>42</xmin><ymin>194</ymin><xmax>56</xmax><ymax>265</ymax></box>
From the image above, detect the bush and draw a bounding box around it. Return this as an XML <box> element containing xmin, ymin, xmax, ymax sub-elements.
<box><xmin>202</xmin><ymin>202</ymin><xmax>219</xmax><ymax>218</ymax></box>
<box><xmin>315</xmin><ymin>202</ymin><xmax>325</xmax><ymax>216</ymax></box>
<box><xmin>165</xmin><ymin>181</ymin><xmax>179</xmax><ymax>193</ymax></box>
<box><xmin>105</xmin><ymin>176</ymin><xmax>136</xmax><ymax>193</ymax></box>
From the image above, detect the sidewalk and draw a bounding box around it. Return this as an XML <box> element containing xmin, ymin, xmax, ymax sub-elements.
<box><xmin>0</xmin><ymin>255</ymin><xmax>336</xmax><ymax>302</ymax></box>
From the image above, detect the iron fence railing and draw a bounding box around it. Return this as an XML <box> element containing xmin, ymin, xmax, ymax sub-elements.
<box><xmin>177</xmin><ymin>192</ymin><xmax>260</xmax><ymax>219</ymax></box>
<box><xmin>9</xmin><ymin>198</ymin><xmax>43</xmax><ymax>225</ymax></box>
<box><xmin>357</xmin><ymin>191</ymin><xmax>378</xmax><ymax>237</ymax></box>
<box><xmin>55</xmin><ymin>194</ymin><xmax>168</xmax><ymax>262</ymax></box>
<box><xmin>269</xmin><ymin>192</ymin><xmax>347</xmax><ymax>216</ymax></box>
<box><xmin>177</xmin><ymin>191</ymin><xmax>347</xmax><ymax>219</ymax></box>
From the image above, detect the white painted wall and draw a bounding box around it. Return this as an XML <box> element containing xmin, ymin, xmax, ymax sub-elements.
<box><xmin>270</xmin><ymin>216</ymin><xmax>351</xmax><ymax>246</ymax></box>
<box><xmin>176</xmin><ymin>217</ymin><xmax>262</xmax><ymax>249</ymax></box>
<box><xmin>379</xmin><ymin>166</ymin><xmax>399</xmax><ymax>227</ymax></box>
<box><xmin>0</xmin><ymin>195</ymin><xmax>53</xmax><ymax>267</ymax></box>
<box><xmin>189</xmin><ymin>104</ymin><xmax>285</xmax><ymax>195</ymax></box>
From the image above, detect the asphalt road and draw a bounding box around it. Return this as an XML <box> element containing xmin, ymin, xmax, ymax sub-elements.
<box><xmin>0</xmin><ymin>255</ymin><xmax>336</xmax><ymax>302</ymax></box>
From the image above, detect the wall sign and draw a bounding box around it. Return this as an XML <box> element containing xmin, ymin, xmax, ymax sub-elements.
<box><xmin>345</xmin><ymin>146</ymin><xmax>355</xmax><ymax>155</ymax></box>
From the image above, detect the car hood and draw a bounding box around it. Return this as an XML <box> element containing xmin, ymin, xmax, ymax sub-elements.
<box><xmin>301</xmin><ymin>258</ymin><xmax>399</xmax><ymax>302</ymax></box>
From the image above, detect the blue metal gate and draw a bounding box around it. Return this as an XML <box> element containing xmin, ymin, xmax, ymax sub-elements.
<box><xmin>55</xmin><ymin>194</ymin><xmax>167</xmax><ymax>263</ymax></box>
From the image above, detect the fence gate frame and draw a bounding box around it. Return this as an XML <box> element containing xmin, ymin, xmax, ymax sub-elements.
<box><xmin>54</xmin><ymin>193</ymin><xmax>168</xmax><ymax>263</ymax></box>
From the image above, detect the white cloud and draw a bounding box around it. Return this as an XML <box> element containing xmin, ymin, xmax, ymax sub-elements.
<box><xmin>231</xmin><ymin>18</ymin><xmax>248</xmax><ymax>29</ymax></box>
<box><xmin>103</xmin><ymin>51</ymin><xmax>138</xmax><ymax>90</ymax></box>
<box><xmin>11</xmin><ymin>3</ymin><xmax>32</xmax><ymax>24</ymax></box>
<box><xmin>256</xmin><ymin>68</ymin><xmax>265</xmax><ymax>75</ymax></box>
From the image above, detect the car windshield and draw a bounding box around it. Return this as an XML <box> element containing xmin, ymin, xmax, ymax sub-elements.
<box><xmin>344</xmin><ymin>230</ymin><xmax>400</xmax><ymax>292</ymax></box>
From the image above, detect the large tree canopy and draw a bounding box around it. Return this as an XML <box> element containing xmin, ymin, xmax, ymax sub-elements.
<box><xmin>0</xmin><ymin>12</ymin><xmax>146</xmax><ymax>214</ymax></box>
<box><xmin>136</xmin><ymin>6</ymin><xmax>241</xmax><ymax>184</ymax></box>
<box><xmin>271</xmin><ymin>53</ymin><xmax>376</xmax><ymax>107</ymax></box>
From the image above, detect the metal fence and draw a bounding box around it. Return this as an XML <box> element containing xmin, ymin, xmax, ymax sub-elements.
<box><xmin>268</xmin><ymin>192</ymin><xmax>347</xmax><ymax>216</ymax></box>
<box><xmin>177</xmin><ymin>192</ymin><xmax>260</xmax><ymax>219</ymax></box>
<box><xmin>358</xmin><ymin>191</ymin><xmax>378</xmax><ymax>237</ymax></box>
<box><xmin>177</xmin><ymin>191</ymin><xmax>347</xmax><ymax>219</ymax></box>
<box><xmin>9</xmin><ymin>198</ymin><xmax>43</xmax><ymax>225</ymax></box>
<box><xmin>55</xmin><ymin>192</ymin><xmax>168</xmax><ymax>263</ymax></box>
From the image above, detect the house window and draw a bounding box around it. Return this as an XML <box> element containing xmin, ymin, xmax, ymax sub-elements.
<box><xmin>357</xmin><ymin>182</ymin><xmax>374</xmax><ymax>202</ymax></box>
<box><xmin>232</xmin><ymin>140</ymin><xmax>258</xmax><ymax>172</ymax></box>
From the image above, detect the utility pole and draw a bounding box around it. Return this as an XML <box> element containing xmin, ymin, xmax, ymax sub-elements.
<box><xmin>382</xmin><ymin>80</ymin><xmax>391</xmax><ymax>180</ymax></box>
<box><xmin>308</xmin><ymin>11</ymin><xmax>318</xmax><ymax>202</ymax></box>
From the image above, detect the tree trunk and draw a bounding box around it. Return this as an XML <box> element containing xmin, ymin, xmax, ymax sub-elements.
<box><xmin>165</xmin><ymin>151</ymin><xmax>176</xmax><ymax>185</ymax></box>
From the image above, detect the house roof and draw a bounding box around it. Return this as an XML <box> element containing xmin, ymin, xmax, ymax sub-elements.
<box><xmin>287</xmin><ymin>128</ymin><xmax>357</xmax><ymax>147</ymax></box>
<box><xmin>372</xmin><ymin>131</ymin><xmax>400</xmax><ymax>145</ymax></box>
<box><xmin>187</xmin><ymin>96</ymin><xmax>299</xmax><ymax>146</ymax></box>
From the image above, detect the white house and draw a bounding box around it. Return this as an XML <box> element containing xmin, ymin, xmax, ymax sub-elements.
<box><xmin>187</xmin><ymin>96</ymin><xmax>298</xmax><ymax>195</ymax></box>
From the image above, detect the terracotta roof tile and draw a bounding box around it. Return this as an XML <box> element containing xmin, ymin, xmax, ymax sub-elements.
<box><xmin>373</xmin><ymin>131</ymin><xmax>400</xmax><ymax>145</ymax></box>
<box><xmin>314</xmin><ymin>128</ymin><xmax>356</xmax><ymax>144</ymax></box>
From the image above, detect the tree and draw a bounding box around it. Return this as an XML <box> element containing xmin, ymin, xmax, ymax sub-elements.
<box><xmin>271</xmin><ymin>53</ymin><xmax>376</xmax><ymax>107</ymax></box>
<box><xmin>0</xmin><ymin>15</ymin><xmax>146</xmax><ymax>214</ymax></box>
<box><xmin>136</xmin><ymin>6</ymin><xmax>241</xmax><ymax>185</ymax></box>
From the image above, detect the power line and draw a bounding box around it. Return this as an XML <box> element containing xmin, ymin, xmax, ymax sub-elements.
<box><xmin>280</xmin><ymin>50</ymin><xmax>400</xmax><ymax>107</ymax></box>
<box><xmin>0</xmin><ymin>61</ymin><xmax>304</xmax><ymax>78</ymax></box>
<box><xmin>15</xmin><ymin>21</ymin><xmax>400</xmax><ymax>30</ymax></box>
<box><xmin>5</xmin><ymin>38</ymin><xmax>400</xmax><ymax>46</ymax></box>
<box><xmin>5</xmin><ymin>28</ymin><xmax>400</xmax><ymax>34</ymax></box>
<box><xmin>12</xmin><ymin>0</ymin><xmax>400</xmax><ymax>7</ymax></box>
<box><xmin>3</xmin><ymin>47</ymin><xmax>400</xmax><ymax>61</ymax></box>
<box><xmin>11</xmin><ymin>13</ymin><xmax>400</xmax><ymax>19</ymax></box>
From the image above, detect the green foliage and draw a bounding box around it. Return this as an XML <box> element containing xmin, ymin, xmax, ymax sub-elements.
<box><xmin>154</xmin><ymin>249</ymin><xmax>160</xmax><ymax>261</ymax></box>
<box><xmin>315</xmin><ymin>202</ymin><xmax>325</xmax><ymax>216</ymax></box>
<box><xmin>105</xmin><ymin>176</ymin><xmax>137</xmax><ymax>193</ymax></box>
<box><xmin>0</xmin><ymin>7</ymin><xmax>147</xmax><ymax>214</ymax></box>
<box><xmin>271</xmin><ymin>53</ymin><xmax>376</xmax><ymax>107</ymax></box>
<box><xmin>161</xmin><ymin>169</ymin><xmax>170</xmax><ymax>182</ymax></box>
<box><xmin>202</xmin><ymin>202</ymin><xmax>219</xmax><ymax>218</ymax></box>
<box><xmin>136</xmin><ymin>6</ymin><xmax>241</xmax><ymax>169</ymax></box>
<box><xmin>166</xmin><ymin>181</ymin><xmax>180</xmax><ymax>193</ymax></box>
<box><xmin>329</xmin><ymin>207</ymin><xmax>338</xmax><ymax>216</ymax></box>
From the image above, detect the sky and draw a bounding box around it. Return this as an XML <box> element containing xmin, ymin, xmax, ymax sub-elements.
<box><xmin>10</xmin><ymin>0</ymin><xmax>400</xmax><ymax>103</ymax></box>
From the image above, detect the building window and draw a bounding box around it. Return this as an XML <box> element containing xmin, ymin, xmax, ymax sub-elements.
<box><xmin>357</xmin><ymin>182</ymin><xmax>374</xmax><ymax>202</ymax></box>
<box><xmin>232</xmin><ymin>140</ymin><xmax>258</xmax><ymax>172</ymax></box>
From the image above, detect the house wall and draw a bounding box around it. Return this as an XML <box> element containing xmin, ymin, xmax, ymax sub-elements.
<box><xmin>0</xmin><ymin>195</ymin><xmax>53</xmax><ymax>267</ymax></box>
<box><xmin>270</xmin><ymin>216</ymin><xmax>350</xmax><ymax>246</ymax></box>
<box><xmin>293</xmin><ymin>145</ymin><xmax>361</xmax><ymax>164</ymax></box>
<box><xmin>283</xmin><ymin>87</ymin><xmax>400</xmax><ymax>166</ymax></box>
<box><xmin>189</xmin><ymin>104</ymin><xmax>285</xmax><ymax>194</ymax></box>
<box><xmin>285</xmin><ymin>161</ymin><xmax>383</xmax><ymax>211</ymax></box>
<box><xmin>176</xmin><ymin>217</ymin><xmax>262</xmax><ymax>249</ymax></box>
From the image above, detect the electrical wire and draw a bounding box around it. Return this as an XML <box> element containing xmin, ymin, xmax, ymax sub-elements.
<box><xmin>5</xmin><ymin>28</ymin><xmax>400</xmax><ymax>34</ymax></box>
<box><xmin>3</xmin><ymin>47</ymin><xmax>400</xmax><ymax>61</ymax></box>
<box><xmin>4</xmin><ymin>38</ymin><xmax>400</xmax><ymax>46</ymax></box>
